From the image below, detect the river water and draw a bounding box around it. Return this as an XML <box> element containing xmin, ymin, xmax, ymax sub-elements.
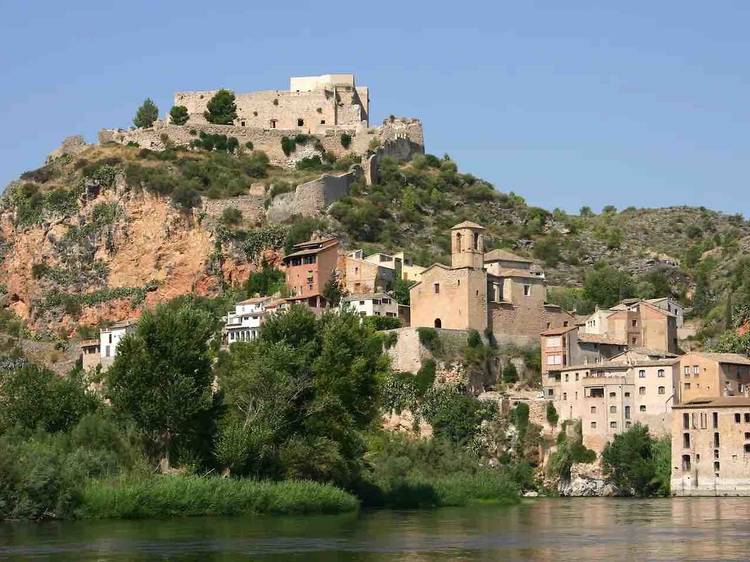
<box><xmin>2</xmin><ymin>498</ymin><xmax>750</xmax><ymax>561</ymax></box>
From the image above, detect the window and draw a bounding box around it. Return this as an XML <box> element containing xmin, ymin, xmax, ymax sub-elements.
<box><xmin>658</xmin><ymin>369</ymin><xmax>665</xmax><ymax>378</ymax></box>
<box><xmin>640</xmin><ymin>405</ymin><xmax>646</xmax><ymax>412</ymax></box>
<box><xmin>713</xmin><ymin>412</ymin><xmax>719</xmax><ymax>428</ymax></box>
<box><xmin>455</xmin><ymin>232</ymin><xmax>462</xmax><ymax>252</ymax></box>
<box><xmin>693</xmin><ymin>365</ymin><xmax>700</xmax><ymax>375</ymax></box>
<box><xmin>625</xmin><ymin>406</ymin><xmax>631</xmax><ymax>419</ymax></box>
<box><xmin>610</xmin><ymin>405</ymin><xmax>617</xmax><ymax>414</ymax></box>
<box><xmin>683</xmin><ymin>433</ymin><xmax>690</xmax><ymax>448</ymax></box>
<box><xmin>575</xmin><ymin>373</ymin><xmax>579</xmax><ymax>381</ymax></box>
<box><xmin>523</xmin><ymin>285</ymin><xmax>531</xmax><ymax>296</ymax></box>
<box><xmin>591</xmin><ymin>406</ymin><xmax>597</xmax><ymax>414</ymax></box>
<box><xmin>744</xmin><ymin>413</ymin><xmax>750</xmax><ymax>423</ymax></box>
<box><xmin>684</xmin><ymin>366</ymin><xmax>690</xmax><ymax>375</ymax></box>
<box><xmin>745</xmin><ymin>444</ymin><xmax>750</xmax><ymax>453</ymax></box>
<box><xmin>473</xmin><ymin>232</ymin><xmax>479</xmax><ymax>250</ymax></box>
<box><xmin>714</xmin><ymin>449</ymin><xmax>720</xmax><ymax>459</ymax></box>
<box><xmin>714</xmin><ymin>433</ymin><xmax>720</xmax><ymax>448</ymax></box>
<box><xmin>631</xmin><ymin>337</ymin><xmax>637</xmax><ymax>345</ymax></box>
<box><xmin>610</xmin><ymin>421</ymin><xmax>617</xmax><ymax>429</ymax></box>
<box><xmin>547</xmin><ymin>388</ymin><xmax>554</xmax><ymax>397</ymax></box>
<box><xmin>434</xmin><ymin>318</ymin><xmax>442</xmax><ymax>328</ymax></box>
<box><xmin>714</xmin><ymin>461</ymin><xmax>720</xmax><ymax>473</ymax></box>
<box><xmin>546</xmin><ymin>336</ymin><xmax>561</xmax><ymax>348</ymax></box>
<box><xmin>590</xmin><ymin>388</ymin><xmax>604</xmax><ymax>398</ymax></box>
<box><xmin>658</xmin><ymin>386</ymin><xmax>665</xmax><ymax>395</ymax></box>
<box><xmin>700</xmin><ymin>413</ymin><xmax>707</xmax><ymax>429</ymax></box>
<box><xmin>625</xmin><ymin>421</ymin><xmax>631</xmax><ymax>428</ymax></box>
<box><xmin>320</xmin><ymin>120</ymin><xmax>325</xmax><ymax>124</ymax></box>
<box><xmin>639</xmin><ymin>370</ymin><xmax>646</xmax><ymax>378</ymax></box>
<box><xmin>736</xmin><ymin>414</ymin><xmax>742</xmax><ymax>423</ymax></box>
<box><xmin>270</xmin><ymin>119</ymin><xmax>277</xmax><ymax>128</ymax></box>
<box><xmin>639</xmin><ymin>386</ymin><xmax>646</xmax><ymax>395</ymax></box>
<box><xmin>591</xmin><ymin>421</ymin><xmax>597</xmax><ymax>429</ymax></box>
<box><xmin>297</xmin><ymin>118</ymin><xmax>304</xmax><ymax>126</ymax></box>
<box><xmin>681</xmin><ymin>454</ymin><xmax>691</xmax><ymax>471</ymax></box>
<box><xmin>563</xmin><ymin>392</ymin><xmax>567</xmax><ymax>400</ymax></box>
<box><xmin>745</xmin><ymin>432</ymin><xmax>750</xmax><ymax>440</ymax></box>
<box><xmin>684</xmin><ymin>382</ymin><xmax>691</xmax><ymax>390</ymax></box>
<box><xmin>624</xmin><ymin>392</ymin><xmax>630</xmax><ymax>397</ymax></box>
<box><xmin>609</xmin><ymin>392</ymin><xmax>616</xmax><ymax>398</ymax></box>
<box><xmin>547</xmin><ymin>355</ymin><xmax>562</xmax><ymax>366</ymax></box>
<box><xmin>632</xmin><ymin>319</ymin><xmax>637</xmax><ymax>327</ymax></box>
<box><xmin>565</xmin><ymin>374</ymin><xmax>569</xmax><ymax>382</ymax></box>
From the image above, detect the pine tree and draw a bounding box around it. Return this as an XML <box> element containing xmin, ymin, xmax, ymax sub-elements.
<box><xmin>133</xmin><ymin>98</ymin><xmax>159</xmax><ymax>128</ymax></box>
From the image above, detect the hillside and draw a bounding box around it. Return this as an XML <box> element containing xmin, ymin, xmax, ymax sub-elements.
<box><xmin>2</xmin><ymin>139</ymin><xmax>749</xmax><ymax>348</ymax></box>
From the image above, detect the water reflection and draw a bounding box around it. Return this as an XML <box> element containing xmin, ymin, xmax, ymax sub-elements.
<box><xmin>3</xmin><ymin>499</ymin><xmax>750</xmax><ymax>561</ymax></box>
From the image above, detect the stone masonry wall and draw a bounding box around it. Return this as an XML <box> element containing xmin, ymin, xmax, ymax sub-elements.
<box><xmin>266</xmin><ymin>170</ymin><xmax>357</xmax><ymax>223</ymax></box>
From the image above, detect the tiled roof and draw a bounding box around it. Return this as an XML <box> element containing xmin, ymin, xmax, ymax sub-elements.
<box><xmin>577</xmin><ymin>333</ymin><xmax>627</xmax><ymax>346</ymax></box>
<box><xmin>541</xmin><ymin>326</ymin><xmax>577</xmax><ymax>336</ymax></box>
<box><xmin>450</xmin><ymin>221</ymin><xmax>485</xmax><ymax>230</ymax></box>
<box><xmin>686</xmin><ymin>352</ymin><xmax>750</xmax><ymax>366</ymax></box>
<box><xmin>484</xmin><ymin>249</ymin><xmax>531</xmax><ymax>263</ymax></box>
<box><xmin>675</xmin><ymin>396</ymin><xmax>750</xmax><ymax>409</ymax></box>
<box><xmin>237</xmin><ymin>296</ymin><xmax>272</xmax><ymax>305</ymax></box>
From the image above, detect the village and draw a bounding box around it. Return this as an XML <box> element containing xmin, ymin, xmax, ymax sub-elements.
<box><xmin>78</xmin><ymin>216</ymin><xmax>750</xmax><ymax>497</ymax></box>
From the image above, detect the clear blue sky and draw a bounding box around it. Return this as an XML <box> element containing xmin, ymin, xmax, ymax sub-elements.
<box><xmin>2</xmin><ymin>1</ymin><xmax>749</xmax><ymax>215</ymax></box>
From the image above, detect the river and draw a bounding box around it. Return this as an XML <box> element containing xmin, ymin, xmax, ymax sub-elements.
<box><xmin>2</xmin><ymin>498</ymin><xmax>750</xmax><ymax>560</ymax></box>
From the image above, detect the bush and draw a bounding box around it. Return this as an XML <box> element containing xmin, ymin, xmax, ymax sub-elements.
<box><xmin>295</xmin><ymin>156</ymin><xmax>329</xmax><ymax>171</ymax></box>
<box><xmin>546</xmin><ymin>401</ymin><xmax>559</xmax><ymax>426</ymax></box>
<box><xmin>362</xmin><ymin>315</ymin><xmax>401</xmax><ymax>331</ymax></box>
<box><xmin>502</xmin><ymin>362</ymin><xmax>518</xmax><ymax>383</ymax></box>
<box><xmin>191</xmin><ymin>132</ymin><xmax>239</xmax><ymax>153</ymax></box>
<box><xmin>220</xmin><ymin>207</ymin><xmax>242</xmax><ymax>226</ymax></box>
<box><xmin>169</xmin><ymin>105</ymin><xmax>189</xmax><ymax>125</ymax></box>
<box><xmin>77</xmin><ymin>476</ymin><xmax>358</xmax><ymax>519</ymax></box>
<box><xmin>601</xmin><ymin>424</ymin><xmax>670</xmax><ymax>496</ymax></box>
<box><xmin>280</xmin><ymin>136</ymin><xmax>296</xmax><ymax>156</ymax></box>
<box><xmin>204</xmin><ymin>89</ymin><xmax>237</xmax><ymax>125</ymax></box>
<box><xmin>466</xmin><ymin>329</ymin><xmax>482</xmax><ymax>348</ymax></box>
<box><xmin>340</xmin><ymin>133</ymin><xmax>352</xmax><ymax>149</ymax></box>
<box><xmin>170</xmin><ymin>185</ymin><xmax>201</xmax><ymax>211</ymax></box>
<box><xmin>417</xmin><ymin>327</ymin><xmax>441</xmax><ymax>354</ymax></box>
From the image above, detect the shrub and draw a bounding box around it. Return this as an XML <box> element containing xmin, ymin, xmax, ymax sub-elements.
<box><xmin>220</xmin><ymin>207</ymin><xmax>242</xmax><ymax>226</ymax></box>
<box><xmin>295</xmin><ymin>156</ymin><xmax>328</xmax><ymax>171</ymax></box>
<box><xmin>191</xmin><ymin>132</ymin><xmax>239</xmax><ymax>153</ymax></box>
<box><xmin>169</xmin><ymin>105</ymin><xmax>189</xmax><ymax>125</ymax></box>
<box><xmin>204</xmin><ymin>89</ymin><xmax>237</xmax><ymax>125</ymax></box>
<box><xmin>546</xmin><ymin>401</ymin><xmax>559</xmax><ymax>426</ymax></box>
<box><xmin>362</xmin><ymin>315</ymin><xmax>402</xmax><ymax>331</ymax></box>
<box><xmin>133</xmin><ymin>98</ymin><xmax>159</xmax><ymax>128</ymax></box>
<box><xmin>170</xmin><ymin>185</ymin><xmax>201</xmax><ymax>211</ymax></box>
<box><xmin>280</xmin><ymin>136</ymin><xmax>296</xmax><ymax>156</ymax></box>
<box><xmin>466</xmin><ymin>329</ymin><xmax>482</xmax><ymax>348</ymax></box>
<box><xmin>601</xmin><ymin>424</ymin><xmax>670</xmax><ymax>496</ymax></box>
<box><xmin>340</xmin><ymin>133</ymin><xmax>352</xmax><ymax>149</ymax></box>
<box><xmin>415</xmin><ymin>359</ymin><xmax>436</xmax><ymax>394</ymax></box>
<box><xmin>417</xmin><ymin>327</ymin><xmax>441</xmax><ymax>354</ymax></box>
<box><xmin>244</xmin><ymin>141</ymin><xmax>253</xmax><ymax>150</ymax></box>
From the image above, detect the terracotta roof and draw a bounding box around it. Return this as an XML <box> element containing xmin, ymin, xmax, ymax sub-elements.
<box><xmin>484</xmin><ymin>249</ymin><xmax>532</xmax><ymax>263</ymax></box>
<box><xmin>674</xmin><ymin>396</ymin><xmax>750</xmax><ymax>409</ymax></box>
<box><xmin>685</xmin><ymin>352</ymin><xmax>750</xmax><ymax>366</ymax></box>
<box><xmin>450</xmin><ymin>221</ymin><xmax>485</xmax><ymax>230</ymax></box>
<box><xmin>577</xmin><ymin>333</ymin><xmax>627</xmax><ymax>346</ymax></box>
<box><xmin>541</xmin><ymin>326</ymin><xmax>577</xmax><ymax>336</ymax></box>
<box><xmin>284</xmin><ymin>238</ymin><xmax>339</xmax><ymax>259</ymax></box>
<box><xmin>237</xmin><ymin>296</ymin><xmax>272</xmax><ymax>305</ymax></box>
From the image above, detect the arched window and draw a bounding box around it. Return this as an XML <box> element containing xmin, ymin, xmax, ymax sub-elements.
<box><xmin>456</xmin><ymin>232</ymin><xmax>462</xmax><ymax>252</ymax></box>
<box><xmin>473</xmin><ymin>232</ymin><xmax>479</xmax><ymax>250</ymax></box>
<box><xmin>434</xmin><ymin>318</ymin><xmax>442</xmax><ymax>328</ymax></box>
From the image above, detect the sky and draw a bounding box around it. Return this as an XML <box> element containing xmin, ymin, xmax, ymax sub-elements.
<box><xmin>1</xmin><ymin>0</ymin><xmax>749</xmax><ymax>215</ymax></box>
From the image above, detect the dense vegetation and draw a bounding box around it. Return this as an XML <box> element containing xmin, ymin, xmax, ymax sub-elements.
<box><xmin>601</xmin><ymin>424</ymin><xmax>671</xmax><ymax>497</ymax></box>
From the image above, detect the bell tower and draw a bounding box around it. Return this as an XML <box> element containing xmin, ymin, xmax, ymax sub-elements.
<box><xmin>450</xmin><ymin>221</ymin><xmax>485</xmax><ymax>269</ymax></box>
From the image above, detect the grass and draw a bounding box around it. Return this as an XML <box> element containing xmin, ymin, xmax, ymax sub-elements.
<box><xmin>77</xmin><ymin>475</ymin><xmax>359</xmax><ymax>519</ymax></box>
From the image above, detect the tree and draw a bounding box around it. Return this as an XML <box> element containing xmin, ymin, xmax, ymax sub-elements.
<box><xmin>546</xmin><ymin>401</ymin><xmax>559</xmax><ymax>427</ymax></box>
<box><xmin>106</xmin><ymin>303</ymin><xmax>215</xmax><ymax>470</ymax></box>
<box><xmin>322</xmin><ymin>275</ymin><xmax>344</xmax><ymax>307</ymax></box>
<box><xmin>502</xmin><ymin>362</ymin><xmax>518</xmax><ymax>384</ymax></box>
<box><xmin>204</xmin><ymin>89</ymin><xmax>237</xmax><ymax>125</ymax></box>
<box><xmin>244</xmin><ymin>260</ymin><xmax>285</xmax><ymax>297</ymax></box>
<box><xmin>169</xmin><ymin>105</ymin><xmax>189</xmax><ymax>125</ymax></box>
<box><xmin>583</xmin><ymin>265</ymin><xmax>635</xmax><ymax>308</ymax></box>
<box><xmin>0</xmin><ymin>363</ymin><xmax>97</xmax><ymax>434</ymax></box>
<box><xmin>133</xmin><ymin>98</ymin><xmax>159</xmax><ymax>128</ymax></box>
<box><xmin>392</xmin><ymin>277</ymin><xmax>415</xmax><ymax>305</ymax></box>
<box><xmin>601</xmin><ymin>423</ymin><xmax>669</xmax><ymax>496</ymax></box>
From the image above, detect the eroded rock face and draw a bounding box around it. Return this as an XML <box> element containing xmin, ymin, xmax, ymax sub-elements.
<box><xmin>558</xmin><ymin>462</ymin><xmax>618</xmax><ymax>497</ymax></box>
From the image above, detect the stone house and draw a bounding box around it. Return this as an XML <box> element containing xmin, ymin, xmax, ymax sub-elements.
<box><xmin>343</xmin><ymin>250</ymin><xmax>396</xmax><ymax>295</ymax></box>
<box><xmin>224</xmin><ymin>296</ymin><xmax>272</xmax><ymax>344</ymax></box>
<box><xmin>671</xmin><ymin>396</ymin><xmax>750</xmax><ymax>496</ymax></box>
<box><xmin>647</xmin><ymin>296</ymin><xmax>685</xmax><ymax>328</ymax></box>
<box><xmin>80</xmin><ymin>339</ymin><xmax>101</xmax><ymax>371</ymax></box>
<box><xmin>100</xmin><ymin>319</ymin><xmax>137</xmax><ymax>370</ymax></box>
<box><xmin>676</xmin><ymin>352</ymin><xmax>750</xmax><ymax>403</ymax></box>
<box><xmin>174</xmin><ymin>74</ymin><xmax>369</xmax><ymax>132</ymax></box>
<box><xmin>409</xmin><ymin>221</ymin><xmax>575</xmax><ymax>345</ymax></box>
<box><xmin>282</xmin><ymin>237</ymin><xmax>340</xmax><ymax>310</ymax></box>
<box><xmin>341</xmin><ymin>293</ymin><xmax>399</xmax><ymax>320</ymax></box>
<box><xmin>541</xmin><ymin>326</ymin><xmax>627</xmax><ymax>381</ymax></box>
<box><xmin>582</xmin><ymin>299</ymin><xmax>679</xmax><ymax>354</ymax></box>
<box><xmin>545</xmin><ymin>349</ymin><xmax>679</xmax><ymax>452</ymax></box>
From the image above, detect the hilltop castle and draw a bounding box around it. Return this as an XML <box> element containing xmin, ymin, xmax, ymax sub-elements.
<box><xmin>174</xmin><ymin>74</ymin><xmax>370</xmax><ymax>132</ymax></box>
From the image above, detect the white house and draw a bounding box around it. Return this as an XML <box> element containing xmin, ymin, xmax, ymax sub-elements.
<box><xmin>100</xmin><ymin>319</ymin><xmax>138</xmax><ymax>369</ymax></box>
<box><xmin>581</xmin><ymin>308</ymin><xmax>613</xmax><ymax>335</ymax></box>
<box><xmin>341</xmin><ymin>293</ymin><xmax>399</xmax><ymax>318</ymax></box>
<box><xmin>224</xmin><ymin>297</ymin><xmax>272</xmax><ymax>344</ymax></box>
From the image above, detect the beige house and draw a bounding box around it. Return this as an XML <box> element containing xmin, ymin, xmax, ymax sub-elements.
<box><xmin>676</xmin><ymin>352</ymin><xmax>750</xmax><ymax>403</ymax></box>
<box><xmin>80</xmin><ymin>339</ymin><xmax>101</xmax><ymax>371</ymax></box>
<box><xmin>541</xmin><ymin>326</ymin><xmax>627</xmax><ymax>380</ymax></box>
<box><xmin>582</xmin><ymin>299</ymin><xmax>679</xmax><ymax>354</ymax></box>
<box><xmin>409</xmin><ymin>222</ymin><xmax>574</xmax><ymax>344</ymax></box>
<box><xmin>672</xmin><ymin>397</ymin><xmax>750</xmax><ymax>496</ymax></box>
<box><xmin>545</xmin><ymin>350</ymin><xmax>679</xmax><ymax>451</ymax></box>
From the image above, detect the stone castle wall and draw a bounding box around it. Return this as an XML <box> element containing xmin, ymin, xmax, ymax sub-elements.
<box><xmin>266</xmin><ymin>170</ymin><xmax>357</xmax><ymax>223</ymax></box>
<box><xmin>201</xmin><ymin>194</ymin><xmax>266</xmax><ymax>226</ymax></box>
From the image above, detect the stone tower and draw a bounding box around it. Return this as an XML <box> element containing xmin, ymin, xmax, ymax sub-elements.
<box><xmin>450</xmin><ymin>221</ymin><xmax>485</xmax><ymax>269</ymax></box>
